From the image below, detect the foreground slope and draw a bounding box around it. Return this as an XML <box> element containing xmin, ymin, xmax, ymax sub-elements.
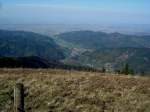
<box><xmin>0</xmin><ymin>69</ymin><xmax>150</xmax><ymax>112</ymax></box>
<box><xmin>0</xmin><ymin>56</ymin><xmax>99</xmax><ymax>72</ymax></box>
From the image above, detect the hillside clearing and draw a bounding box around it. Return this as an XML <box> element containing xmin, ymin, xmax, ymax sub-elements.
<box><xmin>0</xmin><ymin>69</ymin><xmax>150</xmax><ymax>112</ymax></box>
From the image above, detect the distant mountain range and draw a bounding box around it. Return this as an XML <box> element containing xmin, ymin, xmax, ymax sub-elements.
<box><xmin>1</xmin><ymin>29</ymin><xmax>150</xmax><ymax>74</ymax></box>
<box><xmin>56</xmin><ymin>31</ymin><xmax>150</xmax><ymax>49</ymax></box>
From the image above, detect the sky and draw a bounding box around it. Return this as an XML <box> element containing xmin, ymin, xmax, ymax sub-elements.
<box><xmin>0</xmin><ymin>0</ymin><xmax>150</xmax><ymax>25</ymax></box>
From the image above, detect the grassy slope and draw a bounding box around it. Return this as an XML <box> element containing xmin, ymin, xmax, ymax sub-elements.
<box><xmin>0</xmin><ymin>69</ymin><xmax>150</xmax><ymax>112</ymax></box>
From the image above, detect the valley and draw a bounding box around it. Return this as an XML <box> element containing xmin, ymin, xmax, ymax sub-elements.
<box><xmin>1</xmin><ymin>29</ymin><xmax>150</xmax><ymax>74</ymax></box>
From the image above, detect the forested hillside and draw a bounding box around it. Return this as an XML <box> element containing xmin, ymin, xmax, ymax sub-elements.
<box><xmin>0</xmin><ymin>30</ymin><xmax>65</xmax><ymax>61</ymax></box>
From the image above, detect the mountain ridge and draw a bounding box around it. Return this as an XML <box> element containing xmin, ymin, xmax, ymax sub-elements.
<box><xmin>0</xmin><ymin>29</ymin><xmax>65</xmax><ymax>61</ymax></box>
<box><xmin>56</xmin><ymin>30</ymin><xmax>150</xmax><ymax>49</ymax></box>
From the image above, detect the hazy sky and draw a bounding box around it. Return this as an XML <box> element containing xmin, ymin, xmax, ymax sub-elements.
<box><xmin>0</xmin><ymin>0</ymin><xmax>150</xmax><ymax>25</ymax></box>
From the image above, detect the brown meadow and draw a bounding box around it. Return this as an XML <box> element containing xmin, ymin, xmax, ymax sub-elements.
<box><xmin>0</xmin><ymin>69</ymin><xmax>150</xmax><ymax>112</ymax></box>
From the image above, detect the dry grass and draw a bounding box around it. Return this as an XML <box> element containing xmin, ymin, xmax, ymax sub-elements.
<box><xmin>0</xmin><ymin>68</ymin><xmax>150</xmax><ymax>112</ymax></box>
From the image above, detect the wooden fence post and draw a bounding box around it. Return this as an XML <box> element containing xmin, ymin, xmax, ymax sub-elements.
<box><xmin>14</xmin><ymin>83</ymin><xmax>24</xmax><ymax>112</ymax></box>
